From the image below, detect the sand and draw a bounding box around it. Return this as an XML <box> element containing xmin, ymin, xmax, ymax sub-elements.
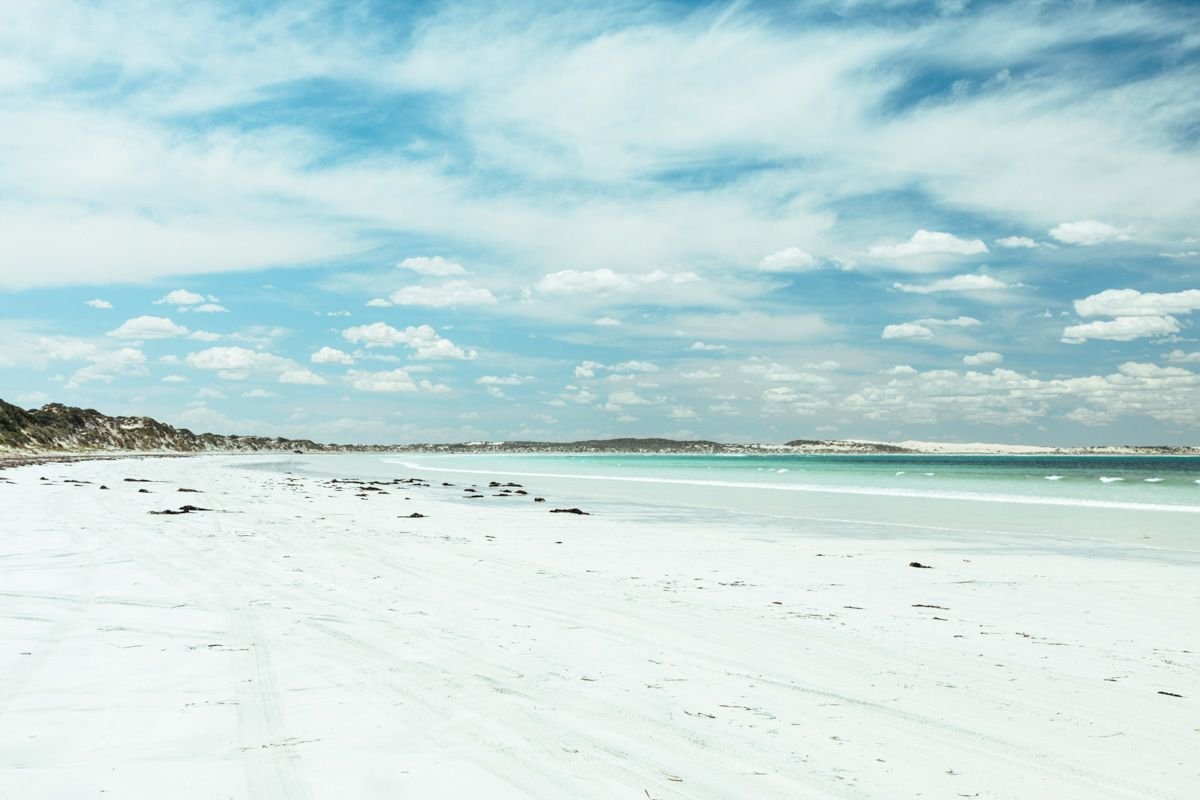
<box><xmin>1</xmin><ymin>455</ymin><xmax>1197</xmax><ymax>798</ymax></box>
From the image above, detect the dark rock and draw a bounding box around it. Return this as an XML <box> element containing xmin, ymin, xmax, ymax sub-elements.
<box><xmin>99</xmin><ymin>485</ymin><xmax>109</xmax><ymax>490</ymax></box>
<box><xmin>149</xmin><ymin>505</ymin><xmax>210</xmax><ymax>515</ymax></box>
<box><xmin>550</xmin><ymin>508</ymin><xmax>589</xmax><ymax>515</ymax></box>
<box><xmin>177</xmin><ymin>488</ymin><xmax>202</xmax><ymax>493</ymax></box>
<box><xmin>534</xmin><ymin>497</ymin><xmax>546</xmax><ymax>502</ymax></box>
<box><xmin>137</xmin><ymin>488</ymin><xmax>151</xmax><ymax>493</ymax></box>
<box><xmin>908</xmin><ymin>561</ymin><xmax>933</xmax><ymax>569</ymax></box>
<box><xmin>406</xmin><ymin>512</ymin><xmax>427</xmax><ymax>518</ymax></box>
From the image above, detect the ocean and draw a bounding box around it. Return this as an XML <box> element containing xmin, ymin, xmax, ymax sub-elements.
<box><xmin>248</xmin><ymin>452</ymin><xmax>1200</xmax><ymax>556</ymax></box>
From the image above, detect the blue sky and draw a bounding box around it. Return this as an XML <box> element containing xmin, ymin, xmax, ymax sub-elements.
<box><xmin>2</xmin><ymin>0</ymin><xmax>1199</xmax><ymax>445</ymax></box>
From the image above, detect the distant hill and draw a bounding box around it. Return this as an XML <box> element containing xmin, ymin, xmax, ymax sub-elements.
<box><xmin>0</xmin><ymin>398</ymin><xmax>331</xmax><ymax>453</ymax></box>
<box><xmin>3</xmin><ymin>397</ymin><xmax>1196</xmax><ymax>457</ymax></box>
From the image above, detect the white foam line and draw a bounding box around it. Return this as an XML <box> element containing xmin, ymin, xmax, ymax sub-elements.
<box><xmin>385</xmin><ymin>460</ymin><xmax>1200</xmax><ymax>514</ymax></box>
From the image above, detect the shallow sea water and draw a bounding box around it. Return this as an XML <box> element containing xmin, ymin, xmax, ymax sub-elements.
<box><xmin>246</xmin><ymin>453</ymin><xmax>1200</xmax><ymax>558</ymax></box>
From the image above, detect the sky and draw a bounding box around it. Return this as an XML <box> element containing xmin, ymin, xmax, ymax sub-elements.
<box><xmin>1</xmin><ymin>0</ymin><xmax>1199</xmax><ymax>446</ymax></box>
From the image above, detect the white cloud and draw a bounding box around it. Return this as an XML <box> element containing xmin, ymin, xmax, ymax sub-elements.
<box><xmin>884</xmin><ymin>364</ymin><xmax>918</xmax><ymax>375</ymax></box>
<box><xmin>155</xmin><ymin>289</ymin><xmax>206</xmax><ymax>306</ymax></box>
<box><xmin>341</xmin><ymin>322</ymin><xmax>412</xmax><ymax>347</ymax></box>
<box><xmin>535</xmin><ymin>268</ymin><xmax>699</xmax><ymax>294</ymax></box>
<box><xmin>669</xmin><ymin>407</ymin><xmax>698</xmax><ymax>419</ymax></box>
<box><xmin>1060</xmin><ymin>288</ymin><xmax>1200</xmax><ymax>344</ymax></box>
<box><xmin>611</xmin><ymin>360</ymin><xmax>658</xmax><ymax>373</ymax></box>
<box><xmin>162</xmin><ymin>374</ymin><xmax>188</xmax><ymax>383</ymax></box>
<box><xmin>893</xmin><ymin>274</ymin><xmax>1008</xmax><ymax>294</ymax></box>
<box><xmin>995</xmin><ymin>236</ymin><xmax>1037</xmax><ymax>249</ymax></box>
<box><xmin>84</xmin><ymin>299</ymin><xmax>112</xmax><ymax>309</ymax></box>
<box><xmin>1061</xmin><ymin>316</ymin><xmax>1180</xmax><ymax>343</ymax></box>
<box><xmin>574</xmin><ymin>360</ymin><xmax>603</xmax><ymax>378</ymax></box>
<box><xmin>1049</xmin><ymin>220</ymin><xmax>1132</xmax><ymax>246</ymax></box>
<box><xmin>594</xmin><ymin>316</ymin><xmax>621</xmax><ymax>326</ymax></box>
<box><xmin>107</xmin><ymin>315</ymin><xmax>188</xmax><ymax>339</ymax></box>
<box><xmin>1063</xmin><ymin>407</ymin><xmax>1116</xmax><ymax>427</ymax></box>
<box><xmin>740</xmin><ymin>361</ymin><xmax>835</xmax><ymax>388</ymax></box>
<box><xmin>347</xmin><ymin>368</ymin><xmax>418</xmax><ymax>392</ymax></box>
<box><xmin>186</xmin><ymin>345</ymin><xmax>292</xmax><ymax>374</ymax></box>
<box><xmin>881</xmin><ymin>323</ymin><xmax>934</xmax><ymax>340</ymax></box>
<box><xmin>963</xmin><ymin>351</ymin><xmax>1003</xmax><ymax>366</ymax></box>
<box><xmin>760</xmin><ymin>386</ymin><xmax>832</xmax><ymax>416</ymax></box>
<box><xmin>847</xmin><ymin>362</ymin><xmax>1200</xmax><ymax>427</ymax></box>
<box><xmin>65</xmin><ymin>346</ymin><xmax>147</xmax><ymax>388</ymax></box>
<box><xmin>868</xmin><ymin>230</ymin><xmax>987</xmax><ymax>258</ymax></box>
<box><xmin>560</xmin><ymin>386</ymin><xmax>595</xmax><ymax>405</ymax></box>
<box><xmin>477</xmin><ymin>374</ymin><xmax>530</xmax><ymax>385</ymax></box>
<box><xmin>279</xmin><ymin>369</ymin><xmax>327</xmax><ymax>385</ymax></box>
<box><xmin>606</xmin><ymin>390</ymin><xmax>651</xmax><ymax>407</ymax></box>
<box><xmin>311</xmin><ymin>346</ymin><xmax>354</xmax><ymax>365</ymax></box>
<box><xmin>191</xmin><ymin>303</ymin><xmax>228</xmax><ymax>313</ymax></box>
<box><xmin>15</xmin><ymin>391</ymin><xmax>51</xmax><ymax>405</ymax></box>
<box><xmin>1074</xmin><ymin>288</ymin><xmax>1200</xmax><ymax>317</ymax></box>
<box><xmin>388</xmin><ymin>280</ymin><xmax>497</xmax><ymax>307</ymax></box>
<box><xmin>759</xmin><ymin>246</ymin><xmax>817</xmax><ymax>272</ymax></box>
<box><xmin>3</xmin><ymin>3</ymin><xmax>1199</xmax><ymax>297</ymax></box>
<box><xmin>184</xmin><ymin>346</ymin><xmax>323</xmax><ymax>384</ymax></box>
<box><xmin>689</xmin><ymin>341</ymin><xmax>728</xmax><ymax>352</ymax></box>
<box><xmin>342</xmin><ymin>322</ymin><xmax>475</xmax><ymax>359</ymax></box>
<box><xmin>1163</xmin><ymin>349</ymin><xmax>1200</xmax><ymax>364</ymax></box>
<box><xmin>366</xmin><ymin>298</ymin><xmax>392</xmax><ymax>307</ymax></box>
<box><xmin>398</xmin><ymin>256</ymin><xmax>467</xmax><ymax>276</ymax></box>
<box><xmin>881</xmin><ymin>315</ymin><xmax>980</xmax><ymax>340</ymax></box>
<box><xmin>918</xmin><ymin>316</ymin><xmax>982</xmax><ymax>328</ymax></box>
<box><xmin>243</xmin><ymin>388</ymin><xmax>278</xmax><ymax>398</ymax></box>
<box><xmin>682</xmin><ymin>369</ymin><xmax>720</xmax><ymax>379</ymax></box>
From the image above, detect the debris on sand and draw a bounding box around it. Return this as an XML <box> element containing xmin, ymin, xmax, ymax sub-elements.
<box><xmin>149</xmin><ymin>505</ymin><xmax>211</xmax><ymax>515</ymax></box>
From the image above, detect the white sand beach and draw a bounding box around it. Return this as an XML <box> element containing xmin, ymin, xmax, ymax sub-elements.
<box><xmin>1</xmin><ymin>454</ymin><xmax>1197</xmax><ymax>799</ymax></box>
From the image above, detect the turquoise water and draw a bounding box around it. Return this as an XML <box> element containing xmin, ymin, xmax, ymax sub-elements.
<box><xmin>246</xmin><ymin>452</ymin><xmax>1200</xmax><ymax>554</ymax></box>
<box><xmin>382</xmin><ymin>453</ymin><xmax>1200</xmax><ymax>510</ymax></box>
